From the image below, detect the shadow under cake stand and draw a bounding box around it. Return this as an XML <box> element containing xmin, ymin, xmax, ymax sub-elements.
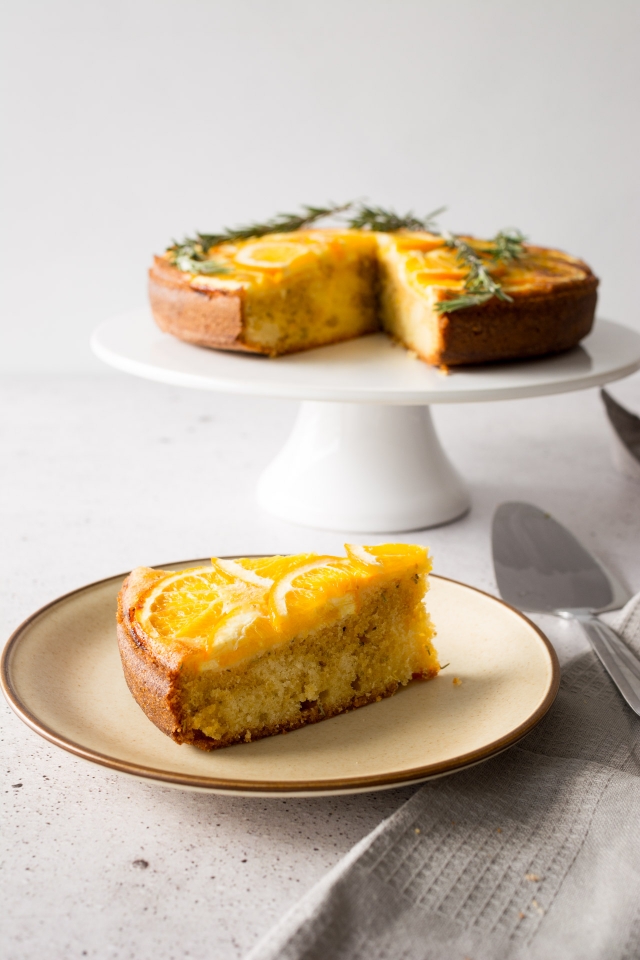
<box><xmin>92</xmin><ymin>311</ymin><xmax>640</xmax><ymax>533</ymax></box>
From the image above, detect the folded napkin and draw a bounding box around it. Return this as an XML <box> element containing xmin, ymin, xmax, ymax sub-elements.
<box><xmin>601</xmin><ymin>591</ymin><xmax>640</xmax><ymax>656</ymax></box>
<box><xmin>247</xmin><ymin>593</ymin><xmax>640</xmax><ymax>960</ymax></box>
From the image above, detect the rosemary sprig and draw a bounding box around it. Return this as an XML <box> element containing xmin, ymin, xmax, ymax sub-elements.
<box><xmin>492</xmin><ymin>228</ymin><xmax>526</xmax><ymax>263</ymax></box>
<box><xmin>435</xmin><ymin>229</ymin><xmax>527</xmax><ymax>314</ymax></box>
<box><xmin>345</xmin><ymin>205</ymin><xmax>526</xmax><ymax>311</ymax></box>
<box><xmin>168</xmin><ymin>202</ymin><xmax>353</xmax><ymax>273</ymax></box>
<box><xmin>347</xmin><ymin>204</ymin><xmax>446</xmax><ymax>233</ymax></box>
<box><xmin>195</xmin><ymin>202</ymin><xmax>353</xmax><ymax>250</ymax></box>
<box><xmin>170</xmin><ymin>201</ymin><xmax>447</xmax><ymax>268</ymax></box>
<box><xmin>168</xmin><ymin>238</ymin><xmax>230</xmax><ymax>276</ymax></box>
<box><xmin>167</xmin><ymin>200</ymin><xmax>527</xmax><ymax>314</ymax></box>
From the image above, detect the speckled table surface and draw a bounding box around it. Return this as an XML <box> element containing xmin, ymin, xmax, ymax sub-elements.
<box><xmin>2</xmin><ymin>371</ymin><xmax>640</xmax><ymax>960</ymax></box>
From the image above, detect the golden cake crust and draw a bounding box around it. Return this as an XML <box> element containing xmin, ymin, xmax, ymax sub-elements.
<box><xmin>117</xmin><ymin>569</ymin><xmax>185</xmax><ymax>741</ymax></box>
<box><xmin>430</xmin><ymin>277</ymin><xmax>597</xmax><ymax>366</ymax></box>
<box><xmin>376</xmin><ymin>235</ymin><xmax>599</xmax><ymax>366</ymax></box>
<box><xmin>148</xmin><ymin>256</ymin><xmax>262</xmax><ymax>355</ymax></box>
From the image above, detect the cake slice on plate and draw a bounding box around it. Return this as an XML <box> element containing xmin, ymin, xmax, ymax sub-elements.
<box><xmin>117</xmin><ymin>544</ymin><xmax>438</xmax><ymax>750</ymax></box>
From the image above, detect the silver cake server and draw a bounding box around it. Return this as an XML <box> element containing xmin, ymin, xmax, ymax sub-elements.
<box><xmin>601</xmin><ymin>389</ymin><xmax>640</xmax><ymax>462</ymax></box>
<box><xmin>601</xmin><ymin>388</ymin><xmax>640</xmax><ymax>481</ymax></box>
<box><xmin>492</xmin><ymin>501</ymin><xmax>640</xmax><ymax>715</ymax></box>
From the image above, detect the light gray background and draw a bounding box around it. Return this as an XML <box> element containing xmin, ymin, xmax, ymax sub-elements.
<box><xmin>1</xmin><ymin>0</ymin><xmax>639</xmax><ymax>372</ymax></box>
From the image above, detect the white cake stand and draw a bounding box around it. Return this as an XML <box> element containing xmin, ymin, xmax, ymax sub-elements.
<box><xmin>92</xmin><ymin>310</ymin><xmax>640</xmax><ymax>532</ymax></box>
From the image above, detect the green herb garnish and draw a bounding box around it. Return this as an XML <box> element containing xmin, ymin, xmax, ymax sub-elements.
<box><xmin>492</xmin><ymin>228</ymin><xmax>526</xmax><ymax>263</ymax></box>
<box><xmin>346</xmin><ymin>208</ymin><xmax>527</xmax><ymax>311</ymax></box>
<box><xmin>168</xmin><ymin>202</ymin><xmax>353</xmax><ymax>274</ymax></box>
<box><xmin>434</xmin><ymin>232</ymin><xmax>511</xmax><ymax>314</ymax></box>
<box><xmin>346</xmin><ymin>204</ymin><xmax>446</xmax><ymax>233</ymax></box>
<box><xmin>167</xmin><ymin>201</ymin><xmax>527</xmax><ymax>312</ymax></box>
<box><xmin>190</xmin><ymin>202</ymin><xmax>351</xmax><ymax>253</ymax></box>
<box><xmin>167</xmin><ymin>238</ymin><xmax>230</xmax><ymax>276</ymax></box>
<box><xmin>434</xmin><ymin>228</ymin><xmax>527</xmax><ymax>314</ymax></box>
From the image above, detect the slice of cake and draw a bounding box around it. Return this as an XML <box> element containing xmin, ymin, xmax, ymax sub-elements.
<box><xmin>117</xmin><ymin>544</ymin><xmax>438</xmax><ymax>750</ymax></box>
<box><xmin>149</xmin><ymin>229</ymin><xmax>379</xmax><ymax>357</ymax></box>
<box><xmin>376</xmin><ymin>231</ymin><xmax>598</xmax><ymax>366</ymax></box>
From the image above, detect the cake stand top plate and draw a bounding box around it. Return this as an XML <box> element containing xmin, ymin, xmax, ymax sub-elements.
<box><xmin>92</xmin><ymin>310</ymin><xmax>640</xmax><ymax>405</ymax></box>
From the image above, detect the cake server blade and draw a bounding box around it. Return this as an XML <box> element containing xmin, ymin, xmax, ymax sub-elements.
<box><xmin>492</xmin><ymin>502</ymin><xmax>640</xmax><ymax>715</ymax></box>
<box><xmin>601</xmin><ymin>388</ymin><xmax>640</xmax><ymax>463</ymax></box>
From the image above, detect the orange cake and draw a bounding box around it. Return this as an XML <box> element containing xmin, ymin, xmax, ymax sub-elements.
<box><xmin>117</xmin><ymin>544</ymin><xmax>438</xmax><ymax>750</ymax></box>
<box><xmin>149</xmin><ymin>214</ymin><xmax>598</xmax><ymax>365</ymax></box>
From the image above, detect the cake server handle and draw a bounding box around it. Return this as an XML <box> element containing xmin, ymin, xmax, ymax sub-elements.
<box><xmin>573</xmin><ymin>612</ymin><xmax>640</xmax><ymax>715</ymax></box>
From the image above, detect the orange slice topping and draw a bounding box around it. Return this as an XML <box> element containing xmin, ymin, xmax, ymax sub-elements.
<box><xmin>135</xmin><ymin>545</ymin><xmax>430</xmax><ymax>669</ymax></box>
<box><xmin>233</xmin><ymin>240</ymin><xmax>317</xmax><ymax>272</ymax></box>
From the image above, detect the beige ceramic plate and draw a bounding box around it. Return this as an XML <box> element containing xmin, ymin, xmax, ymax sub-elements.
<box><xmin>1</xmin><ymin>561</ymin><xmax>559</xmax><ymax>797</ymax></box>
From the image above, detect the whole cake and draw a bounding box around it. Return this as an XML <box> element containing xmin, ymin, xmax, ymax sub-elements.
<box><xmin>117</xmin><ymin>544</ymin><xmax>438</xmax><ymax>750</ymax></box>
<box><xmin>149</xmin><ymin>204</ymin><xmax>598</xmax><ymax>366</ymax></box>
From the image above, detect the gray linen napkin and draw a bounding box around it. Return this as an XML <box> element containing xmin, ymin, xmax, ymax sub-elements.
<box><xmin>247</xmin><ymin>594</ymin><xmax>640</xmax><ymax>960</ymax></box>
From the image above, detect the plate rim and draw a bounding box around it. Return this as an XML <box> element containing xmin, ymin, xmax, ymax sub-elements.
<box><xmin>1</xmin><ymin>560</ymin><xmax>560</xmax><ymax>795</ymax></box>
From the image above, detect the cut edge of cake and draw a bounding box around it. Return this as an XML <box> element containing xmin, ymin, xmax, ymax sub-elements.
<box><xmin>376</xmin><ymin>232</ymin><xmax>599</xmax><ymax>366</ymax></box>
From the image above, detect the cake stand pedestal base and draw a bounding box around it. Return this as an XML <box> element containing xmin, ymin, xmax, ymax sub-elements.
<box><xmin>256</xmin><ymin>402</ymin><xmax>470</xmax><ymax>532</ymax></box>
<box><xmin>92</xmin><ymin>312</ymin><xmax>640</xmax><ymax>533</ymax></box>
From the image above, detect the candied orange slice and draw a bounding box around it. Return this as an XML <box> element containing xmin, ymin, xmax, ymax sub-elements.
<box><xmin>392</xmin><ymin>233</ymin><xmax>442</xmax><ymax>254</ymax></box>
<box><xmin>211</xmin><ymin>557</ymin><xmax>274</xmax><ymax>587</ymax></box>
<box><xmin>136</xmin><ymin>544</ymin><xmax>430</xmax><ymax>666</ymax></box>
<box><xmin>140</xmin><ymin>564</ymin><xmax>267</xmax><ymax>644</ymax></box>
<box><xmin>269</xmin><ymin>556</ymin><xmax>353</xmax><ymax>625</ymax></box>
<box><xmin>233</xmin><ymin>240</ymin><xmax>317</xmax><ymax>271</ymax></box>
<box><xmin>344</xmin><ymin>544</ymin><xmax>382</xmax><ymax>566</ymax></box>
<box><xmin>418</xmin><ymin>247</ymin><xmax>468</xmax><ymax>279</ymax></box>
<box><xmin>350</xmin><ymin>542</ymin><xmax>428</xmax><ymax>577</ymax></box>
<box><xmin>140</xmin><ymin>566</ymin><xmax>229</xmax><ymax>640</ymax></box>
<box><xmin>501</xmin><ymin>254</ymin><xmax>586</xmax><ymax>294</ymax></box>
<box><xmin>402</xmin><ymin>247</ymin><xmax>466</xmax><ymax>293</ymax></box>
